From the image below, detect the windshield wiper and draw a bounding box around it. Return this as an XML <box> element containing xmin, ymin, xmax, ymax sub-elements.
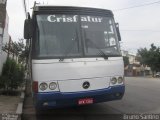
<box><xmin>86</xmin><ymin>38</ymin><xmax>108</xmax><ymax>59</ymax></box>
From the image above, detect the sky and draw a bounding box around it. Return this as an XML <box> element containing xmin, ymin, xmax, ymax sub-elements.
<box><xmin>6</xmin><ymin>0</ymin><xmax>160</xmax><ymax>54</ymax></box>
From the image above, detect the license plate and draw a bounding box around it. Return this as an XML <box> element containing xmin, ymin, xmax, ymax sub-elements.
<box><xmin>78</xmin><ymin>98</ymin><xmax>93</xmax><ymax>105</ymax></box>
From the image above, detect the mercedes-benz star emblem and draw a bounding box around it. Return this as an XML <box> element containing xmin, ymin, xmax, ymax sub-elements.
<box><xmin>83</xmin><ymin>81</ymin><xmax>90</xmax><ymax>89</ymax></box>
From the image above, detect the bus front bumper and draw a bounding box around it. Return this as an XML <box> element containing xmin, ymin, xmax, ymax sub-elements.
<box><xmin>33</xmin><ymin>85</ymin><xmax>125</xmax><ymax>109</ymax></box>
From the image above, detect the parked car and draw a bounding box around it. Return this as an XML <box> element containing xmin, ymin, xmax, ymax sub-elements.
<box><xmin>155</xmin><ymin>72</ymin><xmax>160</xmax><ymax>78</ymax></box>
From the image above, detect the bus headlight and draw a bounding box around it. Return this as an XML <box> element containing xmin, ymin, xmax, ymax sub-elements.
<box><xmin>118</xmin><ymin>77</ymin><xmax>123</xmax><ymax>84</ymax></box>
<box><xmin>39</xmin><ymin>82</ymin><xmax>48</xmax><ymax>91</ymax></box>
<box><xmin>110</xmin><ymin>77</ymin><xmax>117</xmax><ymax>85</ymax></box>
<box><xmin>49</xmin><ymin>82</ymin><xmax>57</xmax><ymax>90</ymax></box>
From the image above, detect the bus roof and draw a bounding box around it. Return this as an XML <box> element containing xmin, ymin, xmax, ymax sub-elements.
<box><xmin>33</xmin><ymin>5</ymin><xmax>113</xmax><ymax>17</ymax></box>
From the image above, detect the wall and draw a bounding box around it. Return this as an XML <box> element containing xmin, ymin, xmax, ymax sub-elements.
<box><xmin>0</xmin><ymin>0</ymin><xmax>7</xmax><ymax>4</ymax></box>
<box><xmin>0</xmin><ymin>12</ymin><xmax>9</xmax><ymax>75</ymax></box>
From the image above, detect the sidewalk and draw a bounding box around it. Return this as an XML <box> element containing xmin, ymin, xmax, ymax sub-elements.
<box><xmin>0</xmin><ymin>95</ymin><xmax>20</xmax><ymax>113</ymax></box>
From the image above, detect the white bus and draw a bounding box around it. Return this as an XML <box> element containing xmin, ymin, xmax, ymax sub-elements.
<box><xmin>24</xmin><ymin>4</ymin><xmax>125</xmax><ymax>109</ymax></box>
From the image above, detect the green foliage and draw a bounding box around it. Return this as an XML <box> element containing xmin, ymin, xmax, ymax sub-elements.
<box><xmin>138</xmin><ymin>44</ymin><xmax>160</xmax><ymax>72</ymax></box>
<box><xmin>2</xmin><ymin>39</ymin><xmax>28</xmax><ymax>64</ymax></box>
<box><xmin>0</xmin><ymin>76</ymin><xmax>8</xmax><ymax>89</ymax></box>
<box><xmin>0</xmin><ymin>58</ymin><xmax>25</xmax><ymax>91</ymax></box>
<box><xmin>123</xmin><ymin>56</ymin><xmax>129</xmax><ymax>67</ymax></box>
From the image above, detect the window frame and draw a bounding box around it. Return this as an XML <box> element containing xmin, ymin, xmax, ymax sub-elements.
<box><xmin>31</xmin><ymin>11</ymin><xmax>121</xmax><ymax>59</ymax></box>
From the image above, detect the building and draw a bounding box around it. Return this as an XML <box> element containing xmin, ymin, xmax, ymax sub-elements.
<box><xmin>121</xmin><ymin>50</ymin><xmax>128</xmax><ymax>57</ymax></box>
<box><xmin>121</xmin><ymin>50</ymin><xmax>138</xmax><ymax>64</ymax></box>
<box><xmin>0</xmin><ymin>0</ymin><xmax>9</xmax><ymax>75</ymax></box>
<box><xmin>121</xmin><ymin>50</ymin><xmax>151</xmax><ymax>76</ymax></box>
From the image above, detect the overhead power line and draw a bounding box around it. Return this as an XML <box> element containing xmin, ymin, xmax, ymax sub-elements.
<box><xmin>120</xmin><ymin>29</ymin><xmax>160</xmax><ymax>32</ymax></box>
<box><xmin>113</xmin><ymin>0</ymin><xmax>160</xmax><ymax>12</ymax></box>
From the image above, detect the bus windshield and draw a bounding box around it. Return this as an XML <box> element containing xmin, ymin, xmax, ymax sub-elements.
<box><xmin>35</xmin><ymin>14</ymin><xmax>121</xmax><ymax>58</ymax></box>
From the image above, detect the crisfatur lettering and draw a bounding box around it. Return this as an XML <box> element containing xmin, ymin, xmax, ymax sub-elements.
<box><xmin>47</xmin><ymin>15</ymin><xmax>103</xmax><ymax>23</ymax></box>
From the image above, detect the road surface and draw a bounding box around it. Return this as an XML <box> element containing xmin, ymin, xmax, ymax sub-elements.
<box><xmin>22</xmin><ymin>77</ymin><xmax>160</xmax><ymax>120</ymax></box>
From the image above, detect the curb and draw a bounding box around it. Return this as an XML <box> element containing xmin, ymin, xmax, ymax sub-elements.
<box><xmin>16</xmin><ymin>91</ymin><xmax>25</xmax><ymax>120</ymax></box>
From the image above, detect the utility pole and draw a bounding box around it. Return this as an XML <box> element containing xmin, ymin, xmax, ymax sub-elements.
<box><xmin>22</xmin><ymin>0</ymin><xmax>27</xmax><ymax>18</ymax></box>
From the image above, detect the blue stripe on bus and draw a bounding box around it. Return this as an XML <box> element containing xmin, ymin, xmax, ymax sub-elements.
<box><xmin>34</xmin><ymin>85</ymin><xmax>125</xmax><ymax>109</ymax></box>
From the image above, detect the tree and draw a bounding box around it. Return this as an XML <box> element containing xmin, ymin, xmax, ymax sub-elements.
<box><xmin>123</xmin><ymin>56</ymin><xmax>129</xmax><ymax>67</ymax></box>
<box><xmin>138</xmin><ymin>44</ymin><xmax>160</xmax><ymax>74</ymax></box>
<box><xmin>0</xmin><ymin>58</ymin><xmax>25</xmax><ymax>93</ymax></box>
<box><xmin>0</xmin><ymin>39</ymin><xmax>27</xmax><ymax>94</ymax></box>
<box><xmin>2</xmin><ymin>39</ymin><xmax>28</xmax><ymax>63</ymax></box>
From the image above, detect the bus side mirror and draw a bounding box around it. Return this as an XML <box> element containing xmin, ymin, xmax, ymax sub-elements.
<box><xmin>115</xmin><ymin>23</ymin><xmax>121</xmax><ymax>41</ymax></box>
<box><xmin>24</xmin><ymin>19</ymin><xmax>33</xmax><ymax>39</ymax></box>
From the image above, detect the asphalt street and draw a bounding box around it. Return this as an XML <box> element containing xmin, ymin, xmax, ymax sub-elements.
<box><xmin>22</xmin><ymin>77</ymin><xmax>160</xmax><ymax>120</ymax></box>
